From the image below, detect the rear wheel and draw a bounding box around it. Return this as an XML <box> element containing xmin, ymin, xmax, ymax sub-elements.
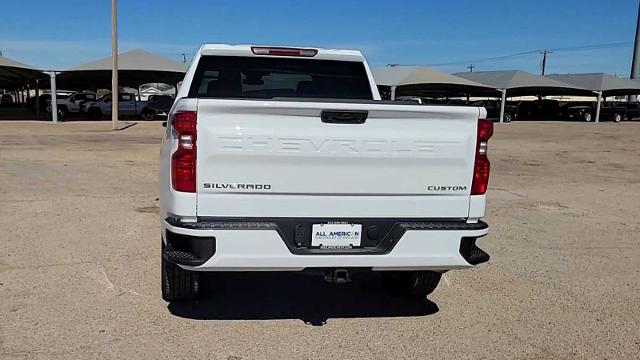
<box><xmin>161</xmin><ymin>248</ymin><xmax>199</xmax><ymax>302</ymax></box>
<box><xmin>503</xmin><ymin>112</ymin><xmax>513</xmax><ymax>123</ymax></box>
<box><xmin>87</xmin><ymin>108</ymin><xmax>102</xmax><ymax>120</ymax></box>
<box><xmin>140</xmin><ymin>109</ymin><xmax>155</xmax><ymax>121</ymax></box>
<box><xmin>613</xmin><ymin>113</ymin><xmax>622</xmax><ymax>122</ymax></box>
<box><xmin>57</xmin><ymin>106</ymin><xmax>67</xmax><ymax>119</ymax></box>
<box><xmin>381</xmin><ymin>271</ymin><xmax>442</xmax><ymax>299</ymax></box>
<box><xmin>584</xmin><ymin>112</ymin><xmax>593</xmax><ymax>122</ymax></box>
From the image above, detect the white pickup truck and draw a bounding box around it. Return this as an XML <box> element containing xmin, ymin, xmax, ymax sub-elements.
<box><xmin>160</xmin><ymin>44</ymin><xmax>492</xmax><ymax>301</ymax></box>
<box><xmin>46</xmin><ymin>91</ymin><xmax>97</xmax><ymax>118</ymax></box>
<box><xmin>84</xmin><ymin>93</ymin><xmax>150</xmax><ymax>120</ymax></box>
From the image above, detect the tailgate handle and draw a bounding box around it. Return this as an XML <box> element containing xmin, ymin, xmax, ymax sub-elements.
<box><xmin>321</xmin><ymin>110</ymin><xmax>368</xmax><ymax>124</ymax></box>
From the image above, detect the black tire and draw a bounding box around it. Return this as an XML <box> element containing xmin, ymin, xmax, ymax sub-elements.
<box><xmin>613</xmin><ymin>113</ymin><xmax>622</xmax><ymax>122</ymax></box>
<box><xmin>503</xmin><ymin>113</ymin><xmax>513</xmax><ymax>123</ymax></box>
<box><xmin>584</xmin><ymin>112</ymin><xmax>593</xmax><ymax>122</ymax></box>
<box><xmin>57</xmin><ymin>106</ymin><xmax>67</xmax><ymax>119</ymax></box>
<box><xmin>140</xmin><ymin>109</ymin><xmax>155</xmax><ymax>121</ymax></box>
<box><xmin>87</xmin><ymin>108</ymin><xmax>102</xmax><ymax>120</ymax></box>
<box><xmin>161</xmin><ymin>253</ymin><xmax>199</xmax><ymax>302</ymax></box>
<box><xmin>381</xmin><ymin>271</ymin><xmax>442</xmax><ymax>299</ymax></box>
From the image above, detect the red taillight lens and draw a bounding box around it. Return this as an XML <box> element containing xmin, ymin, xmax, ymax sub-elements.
<box><xmin>471</xmin><ymin>119</ymin><xmax>493</xmax><ymax>195</ymax></box>
<box><xmin>251</xmin><ymin>46</ymin><xmax>318</xmax><ymax>57</ymax></box>
<box><xmin>171</xmin><ymin>111</ymin><xmax>197</xmax><ymax>192</ymax></box>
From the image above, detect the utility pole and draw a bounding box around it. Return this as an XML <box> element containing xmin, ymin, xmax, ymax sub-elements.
<box><xmin>540</xmin><ymin>49</ymin><xmax>553</xmax><ymax>75</ymax></box>
<box><xmin>111</xmin><ymin>0</ymin><xmax>118</xmax><ymax>131</ymax></box>
<box><xmin>467</xmin><ymin>64</ymin><xmax>475</xmax><ymax>72</ymax></box>
<box><xmin>630</xmin><ymin>1</ymin><xmax>640</xmax><ymax>101</ymax></box>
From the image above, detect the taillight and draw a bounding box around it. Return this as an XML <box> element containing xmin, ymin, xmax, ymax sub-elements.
<box><xmin>171</xmin><ymin>111</ymin><xmax>197</xmax><ymax>192</ymax></box>
<box><xmin>471</xmin><ymin>119</ymin><xmax>493</xmax><ymax>195</ymax></box>
<box><xmin>251</xmin><ymin>46</ymin><xmax>318</xmax><ymax>57</ymax></box>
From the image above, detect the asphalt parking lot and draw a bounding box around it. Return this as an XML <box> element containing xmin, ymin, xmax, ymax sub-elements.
<box><xmin>1</xmin><ymin>120</ymin><xmax>639</xmax><ymax>359</ymax></box>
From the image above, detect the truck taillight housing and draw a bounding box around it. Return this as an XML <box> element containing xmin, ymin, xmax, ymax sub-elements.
<box><xmin>171</xmin><ymin>111</ymin><xmax>197</xmax><ymax>193</ymax></box>
<box><xmin>471</xmin><ymin>119</ymin><xmax>493</xmax><ymax>195</ymax></box>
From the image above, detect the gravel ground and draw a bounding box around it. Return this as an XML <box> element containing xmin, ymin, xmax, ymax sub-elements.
<box><xmin>1</xmin><ymin>120</ymin><xmax>639</xmax><ymax>359</ymax></box>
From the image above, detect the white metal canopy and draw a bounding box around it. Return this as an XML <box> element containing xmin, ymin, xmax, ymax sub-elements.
<box><xmin>0</xmin><ymin>55</ymin><xmax>43</xmax><ymax>89</ymax></box>
<box><xmin>372</xmin><ymin>66</ymin><xmax>497</xmax><ymax>100</ymax></box>
<box><xmin>455</xmin><ymin>70</ymin><xmax>592</xmax><ymax>123</ymax></box>
<box><xmin>57</xmin><ymin>49</ymin><xmax>188</xmax><ymax>90</ymax></box>
<box><xmin>66</xmin><ymin>49</ymin><xmax>187</xmax><ymax>73</ymax></box>
<box><xmin>547</xmin><ymin>73</ymin><xmax>640</xmax><ymax>122</ymax></box>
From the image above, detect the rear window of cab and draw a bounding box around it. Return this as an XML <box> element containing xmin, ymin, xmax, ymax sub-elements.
<box><xmin>189</xmin><ymin>56</ymin><xmax>373</xmax><ymax>100</ymax></box>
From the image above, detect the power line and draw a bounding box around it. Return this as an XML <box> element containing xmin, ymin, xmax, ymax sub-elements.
<box><xmin>414</xmin><ymin>41</ymin><xmax>633</xmax><ymax>68</ymax></box>
<box><xmin>551</xmin><ymin>41</ymin><xmax>632</xmax><ymax>52</ymax></box>
<box><xmin>426</xmin><ymin>50</ymin><xmax>540</xmax><ymax>67</ymax></box>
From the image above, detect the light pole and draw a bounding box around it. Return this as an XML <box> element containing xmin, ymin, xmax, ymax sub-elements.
<box><xmin>111</xmin><ymin>0</ymin><xmax>118</xmax><ymax>130</ymax></box>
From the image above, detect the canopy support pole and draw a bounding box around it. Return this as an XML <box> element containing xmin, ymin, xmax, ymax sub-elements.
<box><xmin>49</xmin><ymin>72</ymin><xmax>58</xmax><ymax>124</ymax></box>
<box><xmin>595</xmin><ymin>91</ymin><xmax>602</xmax><ymax>123</ymax></box>
<box><xmin>390</xmin><ymin>86</ymin><xmax>396</xmax><ymax>101</ymax></box>
<box><xmin>499</xmin><ymin>89</ymin><xmax>507</xmax><ymax>123</ymax></box>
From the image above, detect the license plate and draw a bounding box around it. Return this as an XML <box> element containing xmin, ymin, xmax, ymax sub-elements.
<box><xmin>311</xmin><ymin>223</ymin><xmax>362</xmax><ymax>248</ymax></box>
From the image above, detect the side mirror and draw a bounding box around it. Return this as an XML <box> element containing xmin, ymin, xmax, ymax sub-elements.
<box><xmin>162</xmin><ymin>121</ymin><xmax>167</xmax><ymax>128</ymax></box>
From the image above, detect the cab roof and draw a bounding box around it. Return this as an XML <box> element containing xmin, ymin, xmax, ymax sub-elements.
<box><xmin>198</xmin><ymin>44</ymin><xmax>365</xmax><ymax>62</ymax></box>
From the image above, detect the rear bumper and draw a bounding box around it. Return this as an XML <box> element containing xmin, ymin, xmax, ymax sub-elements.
<box><xmin>162</xmin><ymin>218</ymin><xmax>489</xmax><ymax>271</ymax></box>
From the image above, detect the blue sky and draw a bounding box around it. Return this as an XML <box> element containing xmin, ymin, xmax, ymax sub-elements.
<box><xmin>1</xmin><ymin>0</ymin><xmax>638</xmax><ymax>75</ymax></box>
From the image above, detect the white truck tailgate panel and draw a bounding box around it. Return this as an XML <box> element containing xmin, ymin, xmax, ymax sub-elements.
<box><xmin>195</xmin><ymin>100</ymin><xmax>479</xmax><ymax>218</ymax></box>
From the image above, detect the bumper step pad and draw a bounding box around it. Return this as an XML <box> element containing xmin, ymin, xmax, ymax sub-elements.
<box><xmin>163</xmin><ymin>250</ymin><xmax>204</xmax><ymax>266</ymax></box>
<box><xmin>459</xmin><ymin>237</ymin><xmax>490</xmax><ymax>265</ymax></box>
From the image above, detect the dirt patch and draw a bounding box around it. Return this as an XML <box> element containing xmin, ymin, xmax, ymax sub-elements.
<box><xmin>135</xmin><ymin>206</ymin><xmax>159</xmax><ymax>214</ymax></box>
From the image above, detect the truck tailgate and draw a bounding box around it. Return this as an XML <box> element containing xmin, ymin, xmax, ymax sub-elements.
<box><xmin>195</xmin><ymin>99</ymin><xmax>480</xmax><ymax>218</ymax></box>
